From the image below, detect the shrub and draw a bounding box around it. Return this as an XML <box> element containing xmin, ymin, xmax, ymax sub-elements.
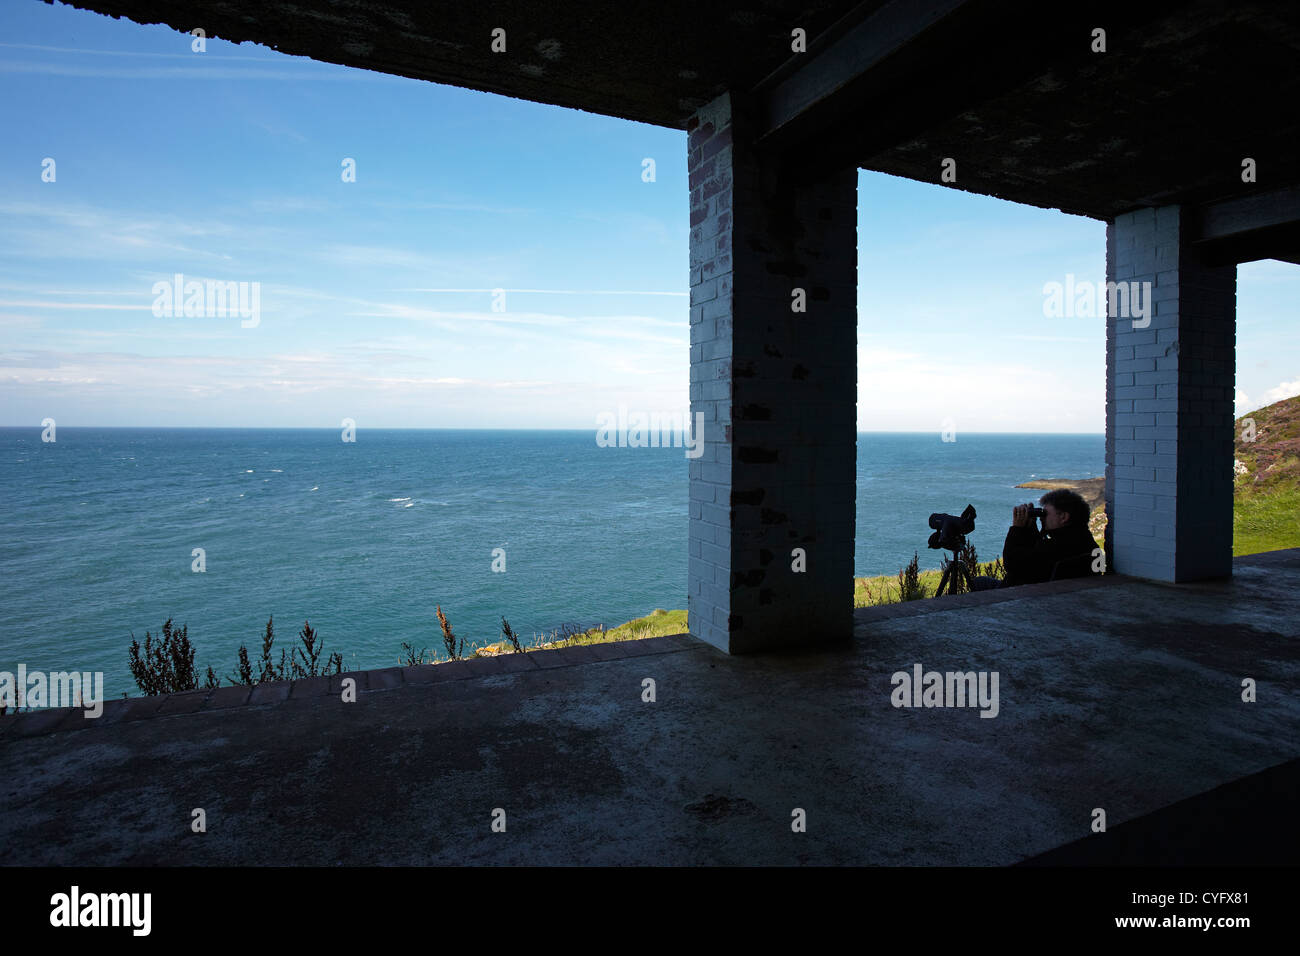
<box><xmin>400</xmin><ymin>641</ymin><xmax>431</xmax><ymax>666</ymax></box>
<box><xmin>128</xmin><ymin>613</ymin><xmax>346</xmax><ymax>697</ymax></box>
<box><xmin>231</xmin><ymin>616</ymin><xmax>291</xmax><ymax>686</ymax></box>
<box><xmin>291</xmin><ymin>619</ymin><xmax>342</xmax><ymax>678</ymax></box>
<box><xmin>128</xmin><ymin>618</ymin><xmax>205</xmax><ymax>695</ymax></box>
<box><xmin>259</xmin><ymin>616</ymin><xmax>288</xmax><ymax>683</ymax></box>
<box><xmin>898</xmin><ymin>552</ymin><xmax>927</xmax><ymax>601</ymax></box>
<box><xmin>233</xmin><ymin>644</ymin><xmax>254</xmax><ymax>686</ymax></box>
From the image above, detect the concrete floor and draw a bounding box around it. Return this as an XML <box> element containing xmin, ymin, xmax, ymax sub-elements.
<box><xmin>2</xmin><ymin>550</ymin><xmax>1297</xmax><ymax>865</ymax></box>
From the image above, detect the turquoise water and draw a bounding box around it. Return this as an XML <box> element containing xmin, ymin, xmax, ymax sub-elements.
<box><xmin>0</xmin><ymin>428</ymin><xmax>1102</xmax><ymax>697</ymax></box>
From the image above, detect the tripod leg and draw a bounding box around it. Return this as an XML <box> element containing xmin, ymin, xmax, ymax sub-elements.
<box><xmin>948</xmin><ymin>558</ymin><xmax>968</xmax><ymax>594</ymax></box>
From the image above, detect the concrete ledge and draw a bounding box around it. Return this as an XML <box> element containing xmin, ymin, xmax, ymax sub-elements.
<box><xmin>528</xmin><ymin>648</ymin><xmax>572</xmax><ymax>669</ymax></box>
<box><xmin>288</xmin><ymin>676</ymin><xmax>330</xmax><ymax>699</ymax></box>
<box><xmin>464</xmin><ymin>657</ymin><xmax>504</xmax><ymax>677</ymax></box>
<box><xmin>328</xmin><ymin>671</ymin><xmax>367</xmax><ymax>695</ymax></box>
<box><xmin>402</xmin><ymin>661</ymin><xmax>466</xmax><ymax>683</ymax></box>
<box><xmin>491</xmin><ymin>652</ymin><xmax>540</xmax><ymax>673</ymax></box>
<box><xmin>634</xmin><ymin>633</ymin><xmax>698</xmax><ymax>654</ymax></box>
<box><xmin>98</xmin><ymin>694</ymin><xmax>162</xmax><ymax>727</ymax></box>
<box><xmin>58</xmin><ymin>708</ymin><xmax>107</xmax><ymax>732</ymax></box>
<box><xmin>203</xmin><ymin>685</ymin><xmax>251</xmax><ymax>711</ymax></box>
<box><xmin>0</xmin><ymin>636</ymin><xmax>698</xmax><ymax>740</ymax></box>
<box><xmin>367</xmin><ymin>667</ymin><xmax>404</xmax><ymax>690</ymax></box>
<box><xmin>587</xmin><ymin>641</ymin><xmax>635</xmax><ymax>661</ymax></box>
<box><xmin>550</xmin><ymin>646</ymin><xmax>600</xmax><ymax>666</ymax></box>
<box><xmin>601</xmin><ymin>637</ymin><xmax>663</xmax><ymax>657</ymax></box>
<box><xmin>247</xmin><ymin>681</ymin><xmax>291</xmax><ymax>706</ymax></box>
<box><xmin>156</xmin><ymin>687</ymin><xmax>212</xmax><ymax>716</ymax></box>
<box><xmin>9</xmin><ymin>705</ymin><xmax>78</xmax><ymax>738</ymax></box>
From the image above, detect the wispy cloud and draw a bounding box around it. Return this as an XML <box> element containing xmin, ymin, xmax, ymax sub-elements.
<box><xmin>0</xmin><ymin>61</ymin><xmax>403</xmax><ymax>82</ymax></box>
<box><xmin>0</xmin><ymin>299</ymin><xmax>152</xmax><ymax>311</ymax></box>
<box><xmin>0</xmin><ymin>42</ymin><xmax>275</xmax><ymax>61</ymax></box>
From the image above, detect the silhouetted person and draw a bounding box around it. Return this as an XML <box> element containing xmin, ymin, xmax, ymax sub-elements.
<box><xmin>971</xmin><ymin>489</ymin><xmax>1099</xmax><ymax>590</ymax></box>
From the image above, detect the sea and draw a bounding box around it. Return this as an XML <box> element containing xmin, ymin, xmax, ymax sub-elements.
<box><xmin>0</xmin><ymin>428</ymin><xmax>1103</xmax><ymax>698</ymax></box>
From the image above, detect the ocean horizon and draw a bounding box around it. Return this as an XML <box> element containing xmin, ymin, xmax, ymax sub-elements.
<box><xmin>2</xmin><ymin>426</ymin><xmax>1104</xmax><ymax>698</ymax></box>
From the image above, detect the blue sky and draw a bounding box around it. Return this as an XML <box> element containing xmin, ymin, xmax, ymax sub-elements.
<box><xmin>1</xmin><ymin>1</ymin><xmax>1296</xmax><ymax>432</ymax></box>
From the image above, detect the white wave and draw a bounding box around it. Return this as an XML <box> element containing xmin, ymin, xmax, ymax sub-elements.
<box><xmin>245</xmin><ymin>469</ymin><xmax>254</xmax><ymax>473</ymax></box>
<box><xmin>403</xmin><ymin>501</ymin><xmax>415</xmax><ymax>508</ymax></box>
<box><xmin>388</xmin><ymin>497</ymin><xmax>412</xmax><ymax>502</ymax></box>
<box><xmin>271</xmin><ymin>469</ymin><xmax>283</xmax><ymax>473</ymax></box>
<box><xmin>310</xmin><ymin>486</ymin><xmax>319</xmax><ymax>491</ymax></box>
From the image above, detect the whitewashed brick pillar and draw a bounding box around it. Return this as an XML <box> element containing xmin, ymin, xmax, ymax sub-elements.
<box><xmin>1105</xmin><ymin>206</ymin><xmax>1237</xmax><ymax>581</ymax></box>
<box><xmin>687</xmin><ymin>90</ymin><xmax>858</xmax><ymax>653</ymax></box>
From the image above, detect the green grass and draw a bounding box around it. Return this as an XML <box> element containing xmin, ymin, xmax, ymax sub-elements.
<box><xmin>1232</xmin><ymin>395</ymin><xmax>1300</xmax><ymax>555</ymax></box>
<box><xmin>854</xmin><ymin>569</ymin><xmax>944</xmax><ymax>606</ymax></box>
<box><xmin>1234</xmin><ymin>479</ymin><xmax>1300</xmax><ymax>556</ymax></box>
<box><xmin>602</xmin><ymin>608</ymin><xmax>688</xmax><ymax>641</ymax></box>
<box><xmin>852</xmin><ymin>562</ymin><xmax>1004</xmax><ymax>607</ymax></box>
<box><xmin>468</xmin><ymin>608</ymin><xmax>689</xmax><ymax>658</ymax></box>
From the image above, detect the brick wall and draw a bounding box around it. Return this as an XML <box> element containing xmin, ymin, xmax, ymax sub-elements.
<box><xmin>1105</xmin><ymin>206</ymin><xmax>1236</xmax><ymax>581</ymax></box>
<box><xmin>687</xmin><ymin>90</ymin><xmax>858</xmax><ymax>652</ymax></box>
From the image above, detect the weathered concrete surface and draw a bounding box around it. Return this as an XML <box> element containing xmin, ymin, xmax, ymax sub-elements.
<box><xmin>2</xmin><ymin>551</ymin><xmax>1296</xmax><ymax>865</ymax></box>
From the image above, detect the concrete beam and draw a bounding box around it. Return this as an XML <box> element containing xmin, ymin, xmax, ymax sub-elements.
<box><xmin>1191</xmin><ymin>185</ymin><xmax>1300</xmax><ymax>265</ymax></box>
<box><xmin>756</xmin><ymin>0</ymin><xmax>1185</xmax><ymax>185</ymax></box>
<box><xmin>755</xmin><ymin>0</ymin><xmax>969</xmax><ymax>143</ymax></box>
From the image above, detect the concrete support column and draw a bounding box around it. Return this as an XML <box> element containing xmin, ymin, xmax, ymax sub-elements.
<box><xmin>1105</xmin><ymin>205</ymin><xmax>1237</xmax><ymax>582</ymax></box>
<box><xmin>686</xmin><ymin>90</ymin><xmax>857</xmax><ymax>653</ymax></box>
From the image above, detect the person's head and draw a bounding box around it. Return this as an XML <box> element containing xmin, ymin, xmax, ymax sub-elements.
<box><xmin>1039</xmin><ymin>489</ymin><xmax>1089</xmax><ymax>531</ymax></box>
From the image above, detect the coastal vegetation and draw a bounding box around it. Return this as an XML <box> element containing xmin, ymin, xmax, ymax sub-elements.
<box><xmin>1233</xmin><ymin>394</ymin><xmax>1300</xmax><ymax>555</ymax></box>
<box><xmin>121</xmin><ymin>615</ymin><xmax>344</xmax><ymax>697</ymax></box>
<box><xmin>856</xmin><ymin>544</ymin><xmax>1006</xmax><ymax>605</ymax></box>
<box><xmin>118</xmin><ymin>606</ymin><xmax>689</xmax><ymax>698</ymax></box>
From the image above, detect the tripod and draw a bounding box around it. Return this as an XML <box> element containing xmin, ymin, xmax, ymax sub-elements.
<box><xmin>935</xmin><ymin>545</ymin><xmax>973</xmax><ymax>596</ymax></box>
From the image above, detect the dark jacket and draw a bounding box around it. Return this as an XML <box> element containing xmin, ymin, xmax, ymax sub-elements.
<box><xmin>1002</xmin><ymin>521</ymin><xmax>1099</xmax><ymax>586</ymax></box>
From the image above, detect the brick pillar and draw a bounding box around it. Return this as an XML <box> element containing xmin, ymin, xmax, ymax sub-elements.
<box><xmin>1104</xmin><ymin>206</ymin><xmax>1236</xmax><ymax>582</ymax></box>
<box><xmin>687</xmin><ymin>90</ymin><xmax>857</xmax><ymax>654</ymax></box>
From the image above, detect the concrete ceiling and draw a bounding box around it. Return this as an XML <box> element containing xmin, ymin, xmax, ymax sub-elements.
<box><xmin>58</xmin><ymin>0</ymin><xmax>1300</xmax><ymax>224</ymax></box>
